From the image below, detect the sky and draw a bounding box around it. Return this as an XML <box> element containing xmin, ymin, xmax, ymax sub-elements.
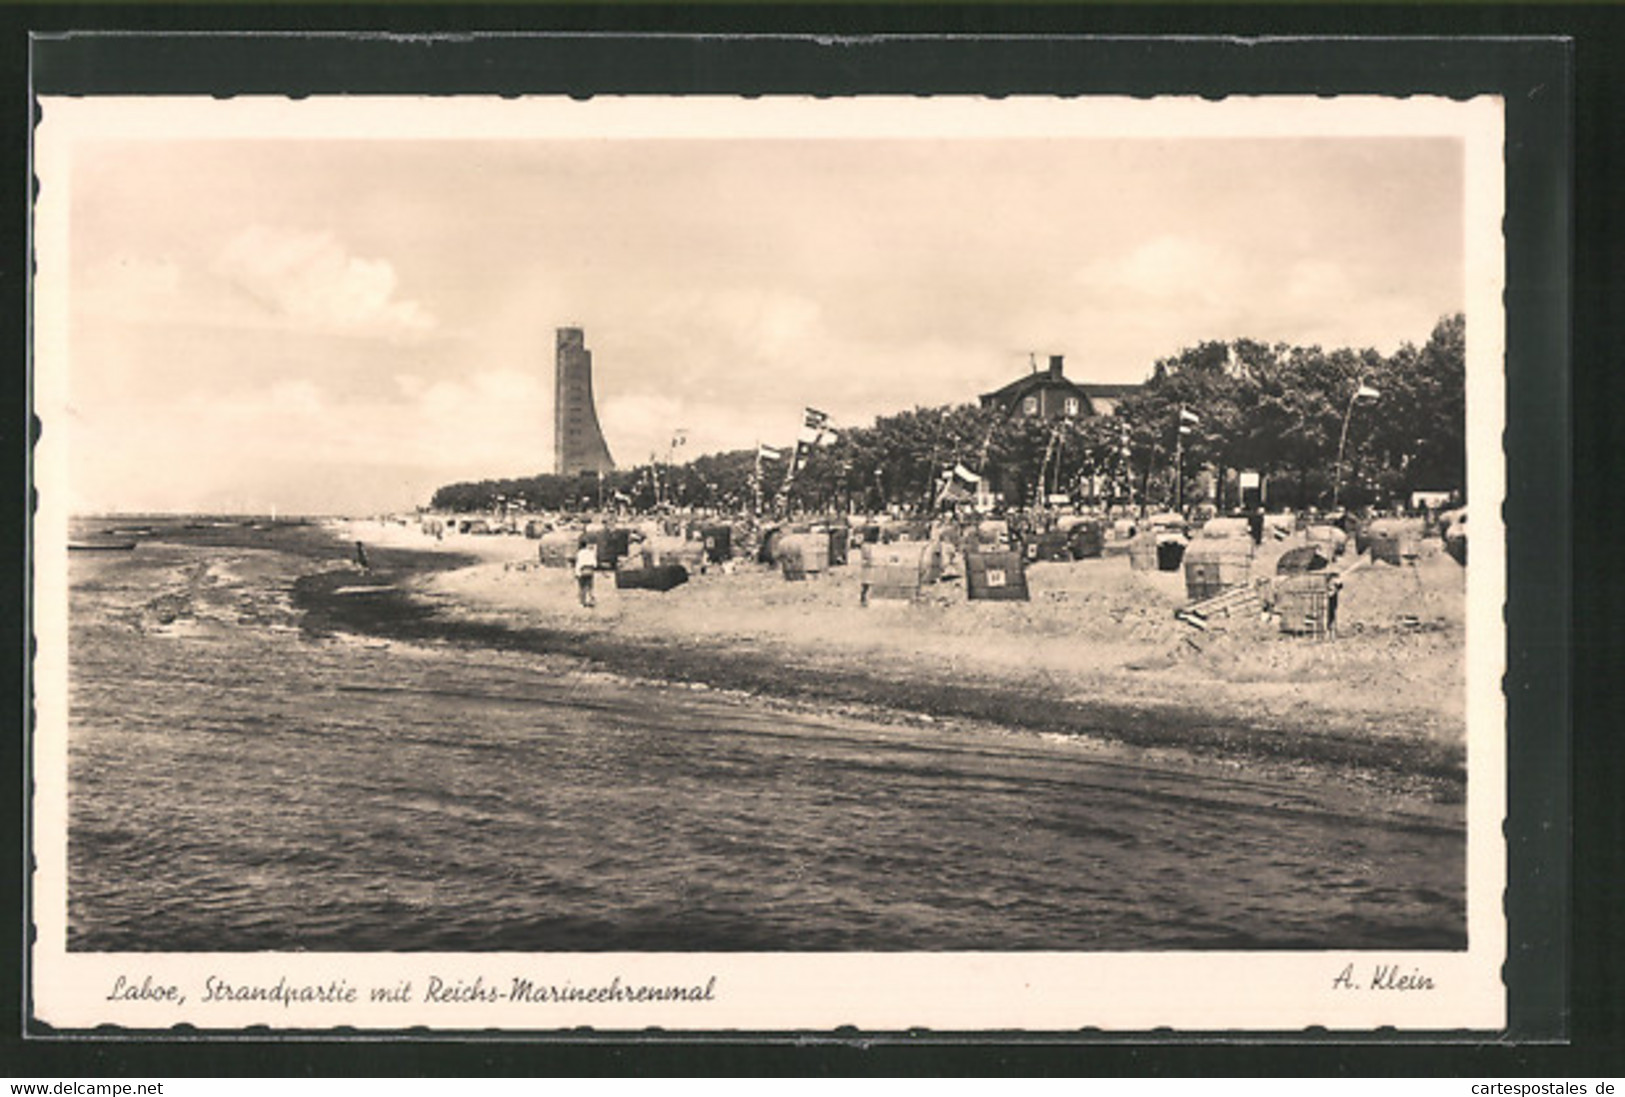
<box><xmin>43</xmin><ymin>99</ymin><xmax>1471</xmax><ymax>515</ymax></box>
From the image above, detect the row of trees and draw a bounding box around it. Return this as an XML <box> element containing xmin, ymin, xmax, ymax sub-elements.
<box><xmin>431</xmin><ymin>314</ymin><xmax>1465</xmax><ymax>517</ymax></box>
<box><xmin>1113</xmin><ymin>312</ymin><xmax>1465</xmax><ymax>511</ymax></box>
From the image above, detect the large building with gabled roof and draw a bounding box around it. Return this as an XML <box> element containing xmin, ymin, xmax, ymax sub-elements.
<box><xmin>979</xmin><ymin>355</ymin><xmax>1142</xmax><ymax>420</ymax></box>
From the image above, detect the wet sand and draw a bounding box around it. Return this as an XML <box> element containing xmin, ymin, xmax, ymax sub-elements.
<box><xmin>301</xmin><ymin>520</ymin><xmax>1468</xmax><ymax>798</ymax></box>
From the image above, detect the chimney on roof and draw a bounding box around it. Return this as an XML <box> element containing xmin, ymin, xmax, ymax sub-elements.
<box><xmin>1048</xmin><ymin>354</ymin><xmax>1065</xmax><ymax>378</ymax></box>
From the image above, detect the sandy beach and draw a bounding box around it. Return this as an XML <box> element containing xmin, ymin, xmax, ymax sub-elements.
<box><xmin>318</xmin><ymin>518</ymin><xmax>1467</xmax><ymax>794</ymax></box>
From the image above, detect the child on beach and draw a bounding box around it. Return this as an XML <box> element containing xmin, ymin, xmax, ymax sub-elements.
<box><xmin>574</xmin><ymin>537</ymin><xmax>598</xmax><ymax>608</ymax></box>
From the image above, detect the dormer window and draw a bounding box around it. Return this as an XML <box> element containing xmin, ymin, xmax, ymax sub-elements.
<box><xmin>1022</xmin><ymin>396</ymin><xmax>1039</xmax><ymax>415</ymax></box>
<box><xmin>1064</xmin><ymin>397</ymin><xmax>1080</xmax><ymax>417</ymax></box>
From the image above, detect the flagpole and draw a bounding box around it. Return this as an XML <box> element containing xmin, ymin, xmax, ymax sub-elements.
<box><xmin>777</xmin><ymin>442</ymin><xmax>799</xmax><ymax>518</ymax></box>
<box><xmin>1141</xmin><ymin>437</ymin><xmax>1159</xmax><ymax>520</ymax></box>
<box><xmin>1053</xmin><ymin>425</ymin><xmax>1065</xmax><ymax>500</ymax></box>
<box><xmin>752</xmin><ymin>441</ymin><xmax>762</xmax><ymax>519</ymax></box>
<box><xmin>1332</xmin><ymin>379</ymin><xmax>1378</xmax><ymax>511</ymax></box>
<box><xmin>1119</xmin><ymin>423</ymin><xmax>1134</xmax><ymax>512</ymax></box>
<box><xmin>780</xmin><ymin>408</ymin><xmax>829</xmax><ymax>519</ymax></box>
<box><xmin>1037</xmin><ymin>424</ymin><xmax>1060</xmax><ymax>510</ymax></box>
<box><xmin>1174</xmin><ymin>406</ymin><xmax>1184</xmax><ymax>514</ymax></box>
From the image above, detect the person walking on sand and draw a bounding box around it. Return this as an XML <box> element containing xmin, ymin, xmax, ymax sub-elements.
<box><xmin>574</xmin><ymin>536</ymin><xmax>598</xmax><ymax>608</ymax></box>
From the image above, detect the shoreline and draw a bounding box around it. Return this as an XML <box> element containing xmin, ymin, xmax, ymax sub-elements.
<box><xmin>296</xmin><ymin>519</ymin><xmax>1467</xmax><ymax>798</ymax></box>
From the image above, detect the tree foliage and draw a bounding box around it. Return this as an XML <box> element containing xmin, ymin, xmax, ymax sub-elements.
<box><xmin>431</xmin><ymin>314</ymin><xmax>1467</xmax><ymax>516</ymax></box>
<box><xmin>1113</xmin><ymin>315</ymin><xmax>1465</xmax><ymax>510</ymax></box>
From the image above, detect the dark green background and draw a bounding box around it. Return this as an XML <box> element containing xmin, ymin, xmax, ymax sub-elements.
<box><xmin>5</xmin><ymin>12</ymin><xmax>1603</xmax><ymax>1078</ymax></box>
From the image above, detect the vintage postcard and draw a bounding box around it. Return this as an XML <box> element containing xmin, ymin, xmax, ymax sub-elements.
<box><xmin>31</xmin><ymin>93</ymin><xmax>1505</xmax><ymax>1032</ymax></box>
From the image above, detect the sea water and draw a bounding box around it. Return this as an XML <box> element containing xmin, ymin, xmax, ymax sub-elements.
<box><xmin>62</xmin><ymin>518</ymin><xmax>1465</xmax><ymax>952</ymax></box>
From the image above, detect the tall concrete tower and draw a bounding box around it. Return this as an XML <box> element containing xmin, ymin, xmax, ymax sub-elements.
<box><xmin>553</xmin><ymin>327</ymin><xmax>615</xmax><ymax>477</ymax></box>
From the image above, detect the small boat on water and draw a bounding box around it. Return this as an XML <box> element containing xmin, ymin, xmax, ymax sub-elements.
<box><xmin>69</xmin><ymin>540</ymin><xmax>138</xmax><ymax>552</ymax></box>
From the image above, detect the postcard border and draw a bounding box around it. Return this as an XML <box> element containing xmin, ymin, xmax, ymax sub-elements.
<box><xmin>17</xmin><ymin>30</ymin><xmax>1572</xmax><ymax>1056</ymax></box>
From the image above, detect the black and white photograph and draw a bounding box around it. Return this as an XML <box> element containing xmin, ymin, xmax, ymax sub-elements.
<box><xmin>31</xmin><ymin>92</ymin><xmax>1506</xmax><ymax>1031</ymax></box>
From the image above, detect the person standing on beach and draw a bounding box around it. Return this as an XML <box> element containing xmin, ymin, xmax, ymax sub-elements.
<box><xmin>574</xmin><ymin>537</ymin><xmax>598</xmax><ymax>608</ymax></box>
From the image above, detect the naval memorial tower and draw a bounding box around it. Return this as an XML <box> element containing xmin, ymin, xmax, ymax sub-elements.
<box><xmin>553</xmin><ymin>327</ymin><xmax>615</xmax><ymax>477</ymax></box>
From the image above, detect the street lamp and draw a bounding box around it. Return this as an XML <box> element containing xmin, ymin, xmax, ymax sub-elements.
<box><xmin>1332</xmin><ymin>380</ymin><xmax>1382</xmax><ymax>511</ymax></box>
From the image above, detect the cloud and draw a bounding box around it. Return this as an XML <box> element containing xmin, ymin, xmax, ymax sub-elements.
<box><xmin>597</xmin><ymin>393</ymin><xmax>685</xmax><ymax>465</ymax></box>
<box><xmin>406</xmin><ymin>370</ymin><xmax>552</xmax><ymax>471</ymax></box>
<box><xmin>268</xmin><ymin>379</ymin><xmax>324</xmax><ymax>416</ymax></box>
<box><xmin>98</xmin><ymin>254</ymin><xmax>181</xmax><ymax>295</ymax></box>
<box><xmin>647</xmin><ymin>287</ymin><xmax>823</xmax><ymax>364</ymax></box>
<box><xmin>416</xmin><ymin>370</ymin><xmax>540</xmax><ymax>418</ymax></box>
<box><xmin>212</xmin><ymin>225</ymin><xmax>436</xmax><ymax>339</ymax></box>
<box><xmin>1280</xmin><ymin>258</ymin><xmax>1355</xmax><ymax>307</ymax></box>
<box><xmin>1077</xmin><ymin>235</ymin><xmax>1241</xmax><ymax>305</ymax></box>
<box><xmin>76</xmin><ymin>254</ymin><xmax>183</xmax><ymax>321</ymax></box>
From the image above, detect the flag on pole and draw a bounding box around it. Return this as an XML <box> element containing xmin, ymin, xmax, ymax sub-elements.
<box><xmin>1356</xmin><ymin>384</ymin><xmax>1381</xmax><ymax>401</ymax></box>
<box><xmin>797</xmin><ymin>407</ymin><xmax>831</xmax><ymax>445</ymax></box>
<box><xmin>1179</xmin><ymin>407</ymin><xmax>1201</xmax><ymax>424</ymax></box>
<box><xmin>953</xmin><ymin>462</ymin><xmax>982</xmax><ymax>484</ymax></box>
<box><xmin>671</xmin><ymin>429</ymin><xmax>688</xmax><ymax>448</ymax></box>
<box><xmin>758</xmin><ymin>443</ymin><xmax>783</xmax><ymax>461</ymax></box>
